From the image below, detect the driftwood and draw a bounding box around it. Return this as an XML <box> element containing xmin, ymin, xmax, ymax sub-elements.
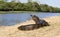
<box><xmin>30</xmin><ymin>15</ymin><xmax>49</xmax><ymax>26</ymax></box>
<box><xmin>18</xmin><ymin>24</ymin><xmax>40</xmax><ymax>31</ymax></box>
<box><xmin>18</xmin><ymin>15</ymin><xmax>49</xmax><ymax>31</ymax></box>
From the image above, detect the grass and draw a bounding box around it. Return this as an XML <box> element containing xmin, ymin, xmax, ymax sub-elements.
<box><xmin>0</xmin><ymin>11</ymin><xmax>49</xmax><ymax>14</ymax></box>
<box><xmin>0</xmin><ymin>11</ymin><xmax>22</xmax><ymax>14</ymax></box>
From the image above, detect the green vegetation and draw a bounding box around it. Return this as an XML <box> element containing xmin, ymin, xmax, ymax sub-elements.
<box><xmin>0</xmin><ymin>0</ymin><xmax>60</xmax><ymax>12</ymax></box>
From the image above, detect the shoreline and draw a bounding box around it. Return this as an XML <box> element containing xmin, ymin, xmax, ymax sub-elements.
<box><xmin>0</xmin><ymin>11</ymin><xmax>60</xmax><ymax>14</ymax></box>
<box><xmin>0</xmin><ymin>16</ymin><xmax>60</xmax><ymax>37</ymax></box>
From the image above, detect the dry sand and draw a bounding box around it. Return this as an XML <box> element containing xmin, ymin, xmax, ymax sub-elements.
<box><xmin>0</xmin><ymin>16</ymin><xmax>60</xmax><ymax>37</ymax></box>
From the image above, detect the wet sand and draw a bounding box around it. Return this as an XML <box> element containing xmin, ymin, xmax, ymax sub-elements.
<box><xmin>0</xmin><ymin>16</ymin><xmax>60</xmax><ymax>37</ymax></box>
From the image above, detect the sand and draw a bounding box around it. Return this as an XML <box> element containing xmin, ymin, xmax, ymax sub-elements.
<box><xmin>0</xmin><ymin>16</ymin><xmax>60</xmax><ymax>37</ymax></box>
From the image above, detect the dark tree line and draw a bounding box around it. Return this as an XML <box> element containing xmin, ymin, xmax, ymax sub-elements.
<box><xmin>0</xmin><ymin>1</ymin><xmax>60</xmax><ymax>12</ymax></box>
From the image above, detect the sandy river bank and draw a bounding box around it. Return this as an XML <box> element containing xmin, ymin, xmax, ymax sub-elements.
<box><xmin>0</xmin><ymin>16</ymin><xmax>60</xmax><ymax>37</ymax></box>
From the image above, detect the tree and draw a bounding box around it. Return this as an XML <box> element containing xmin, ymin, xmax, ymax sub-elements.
<box><xmin>28</xmin><ymin>0</ymin><xmax>32</xmax><ymax>3</ymax></box>
<box><xmin>11</xmin><ymin>0</ymin><xmax>20</xmax><ymax>2</ymax></box>
<box><xmin>31</xmin><ymin>2</ymin><xmax>41</xmax><ymax>11</ymax></box>
<box><xmin>14</xmin><ymin>2</ymin><xmax>25</xmax><ymax>11</ymax></box>
<box><xmin>0</xmin><ymin>0</ymin><xmax>7</xmax><ymax>2</ymax></box>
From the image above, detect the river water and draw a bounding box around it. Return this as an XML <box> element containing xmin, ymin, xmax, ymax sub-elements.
<box><xmin>0</xmin><ymin>12</ymin><xmax>60</xmax><ymax>26</ymax></box>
